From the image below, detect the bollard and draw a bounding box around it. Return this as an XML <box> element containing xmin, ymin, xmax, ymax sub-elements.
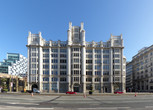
<box><xmin>135</xmin><ymin>92</ymin><xmax>137</xmax><ymax>97</ymax></box>
<box><xmin>31</xmin><ymin>92</ymin><xmax>33</xmax><ymax>97</ymax></box>
<box><xmin>83</xmin><ymin>93</ymin><xmax>86</xmax><ymax>98</ymax></box>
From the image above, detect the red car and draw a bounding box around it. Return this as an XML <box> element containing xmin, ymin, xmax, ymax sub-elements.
<box><xmin>114</xmin><ymin>91</ymin><xmax>123</xmax><ymax>94</ymax></box>
<box><xmin>66</xmin><ymin>91</ymin><xmax>77</xmax><ymax>94</ymax></box>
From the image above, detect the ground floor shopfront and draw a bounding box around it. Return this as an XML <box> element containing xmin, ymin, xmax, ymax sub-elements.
<box><xmin>0</xmin><ymin>73</ymin><xmax>26</xmax><ymax>92</ymax></box>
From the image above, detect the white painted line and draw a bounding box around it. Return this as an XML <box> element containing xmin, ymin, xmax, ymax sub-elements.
<box><xmin>28</xmin><ymin>108</ymin><xmax>54</xmax><ymax>110</ymax></box>
<box><xmin>145</xmin><ymin>106</ymin><xmax>153</xmax><ymax>108</ymax></box>
<box><xmin>7</xmin><ymin>102</ymin><xmax>39</xmax><ymax>105</ymax></box>
<box><xmin>78</xmin><ymin>107</ymin><xmax>130</xmax><ymax>110</ymax></box>
<box><xmin>78</xmin><ymin>107</ymin><xmax>117</xmax><ymax>110</ymax></box>
<box><xmin>0</xmin><ymin>107</ymin><xmax>54</xmax><ymax>110</ymax></box>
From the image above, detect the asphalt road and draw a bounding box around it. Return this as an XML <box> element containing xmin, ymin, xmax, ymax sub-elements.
<box><xmin>0</xmin><ymin>94</ymin><xmax>153</xmax><ymax>110</ymax></box>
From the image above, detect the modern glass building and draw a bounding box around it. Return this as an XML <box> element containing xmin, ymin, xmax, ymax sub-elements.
<box><xmin>27</xmin><ymin>22</ymin><xmax>126</xmax><ymax>93</ymax></box>
<box><xmin>0</xmin><ymin>53</ymin><xmax>20</xmax><ymax>73</ymax></box>
<box><xmin>0</xmin><ymin>53</ymin><xmax>27</xmax><ymax>77</ymax></box>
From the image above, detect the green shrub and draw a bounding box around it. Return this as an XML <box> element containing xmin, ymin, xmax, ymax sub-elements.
<box><xmin>3</xmin><ymin>89</ymin><xmax>8</xmax><ymax>92</ymax></box>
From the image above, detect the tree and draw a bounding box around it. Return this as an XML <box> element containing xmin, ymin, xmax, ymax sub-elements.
<box><xmin>1</xmin><ymin>78</ymin><xmax>8</xmax><ymax>92</ymax></box>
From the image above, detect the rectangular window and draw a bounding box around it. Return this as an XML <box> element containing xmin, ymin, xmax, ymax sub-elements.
<box><xmin>74</xmin><ymin>70</ymin><xmax>79</xmax><ymax>75</ymax></box>
<box><xmin>86</xmin><ymin>49</ymin><xmax>92</xmax><ymax>53</ymax></box>
<box><xmin>74</xmin><ymin>77</ymin><xmax>79</xmax><ymax>81</ymax></box>
<box><xmin>95</xmin><ymin>55</ymin><xmax>101</xmax><ymax>58</ymax></box>
<box><xmin>86</xmin><ymin>54</ymin><xmax>92</xmax><ymax>58</ymax></box>
<box><xmin>43</xmin><ymin>83</ymin><xmax>49</xmax><ymax>90</ymax></box>
<box><xmin>52</xmin><ymin>65</ymin><xmax>58</xmax><ymax>69</ymax></box>
<box><xmin>52</xmin><ymin>59</ymin><xmax>58</xmax><ymax>63</ymax></box>
<box><xmin>103</xmin><ymin>49</ymin><xmax>109</xmax><ymax>53</ymax></box>
<box><xmin>43</xmin><ymin>54</ymin><xmax>49</xmax><ymax>57</ymax></box>
<box><xmin>60</xmin><ymin>65</ymin><xmax>66</xmax><ymax>69</ymax></box>
<box><xmin>95</xmin><ymin>84</ymin><xmax>100</xmax><ymax>90</ymax></box>
<box><xmin>103</xmin><ymin>65</ymin><xmax>109</xmax><ymax>70</ymax></box>
<box><xmin>95</xmin><ymin>60</ymin><xmax>101</xmax><ymax>64</ymax></box>
<box><xmin>60</xmin><ymin>49</ymin><xmax>67</xmax><ymax>53</ymax></box>
<box><xmin>32</xmin><ymin>58</ymin><xmax>36</xmax><ymax>62</ymax></box>
<box><xmin>73</xmin><ymin>48</ymin><xmax>79</xmax><ymax>51</ymax></box>
<box><xmin>51</xmin><ymin>49</ymin><xmax>58</xmax><ymax>52</ymax></box>
<box><xmin>60</xmin><ymin>54</ymin><xmax>66</xmax><ymax>58</ymax></box>
<box><xmin>74</xmin><ymin>59</ymin><xmax>79</xmax><ymax>63</ymax></box>
<box><xmin>43</xmin><ymin>49</ymin><xmax>49</xmax><ymax>52</ymax></box>
<box><xmin>113</xmin><ymin>65</ymin><xmax>120</xmax><ymax>69</ymax></box>
<box><xmin>43</xmin><ymin>65</ymin><xmax>49</xmax><ymax>69</ymax></box>
<box><xmin>32</xmin><ymin>70</ymin><xmax>36</xmax><ymax>74</ymax></box>
<box><xmin>95</xmin><ymin>78</ymin><xmax>100</xmax><ymax>82</ymax></box>
<box><xmin>32</xmin><ymin>64</ymin><xmax>36</xmax><ymax>68</ymax></box>
<box><xmin>103</xmin><ymin>71</ymin><xmax>109</xmax><ymax>75</ymax></box>
<box><xmin>52</xmin><ymin>83</ymin><xmax>57</xmax><ymax>90</ymax></box>
<box><xmin>86</xmin><ymin>65</ymin><xmax>92</xmax><ymax>69</ymax></box>
<box><xmin>95</xmin><ymin>49</ymin><xmax>101</xmax><ymax>53</ymax></box>
<box><xmin>113</xmin><ymin>49</ymin><xmax>120</xmax><ymax>53</ymax></box>
<box><xmin>43</xmin><ymin>59</ymin><xmax>49</xmax><ymax>63</ymax></box>
<box><xmin>86</xmin><ymin>78</ymin><xmax>92</xmax><ymax>82</ymax></box>
<box><xmin>43</xmin><ymin>70</ymin><xmax>49</xmax><ymax>75</ymax></box>
<box><xmin>74</xmin><ymin>64</ymin><xmax>79</xmax><ymax>69</ymax></box>
<box><xmin>103</xmin><ymin>60</ymin><xmax>109</xmax><ymax>64</ymax></box>
<box><xmin>74</xmin><ymin>53</ymin><xmax>79</xmax><ymax>57</ymax></box>
<box><xmin>86</xmin><ymin>71</ymin><xmax>92</xmax><ymax>75</ymax></box>
<box><xmin>32</xmin><ymin>77</ymin><xmax>36</xmax><ymax>82</ymax></box>
<box><xmin>43</xmin><ymin>77</ymin><xmax>49</xmax><ymax>81</ymax></box>
<box><xmin>32</xmin><ymin>48</ymin><xmax>36</xmax><ymax>51</ymax></box>
<box><xmin>60</xmin><ymin>59</ymin><xmax>67</xmax><ymax>63</ymax></box>
<box><xmin>52</xmin><ymin>77</ymin><xmax>58</xmax><ymax>81</ymax></box>
<box><xmin>60</xmin><ymin>71</ymin><xmax>66</xmax><ymax>75</ymax></box>
<box><xmin>60</xmin><ymin>77</ymin><xmax>66</xmax><ymax>81</ymax></box>
<box><xmin>113</xmin><ymin>59</ymin><xmax>120</xmax><ymax>63</ymax></box>
<box><xmin>32</xmin><ymin>53</ymin><xmax>37</xmax><ymax>56</ymax></box>
<box><xmin>95</xmin><ymin>71</ymin><xmax>101</xmax><ymax>75</ymax></box>
<box><xmin>52</xmin><ymin>71</ymin><xmax>58</xmax><ymax>75</ymax></box>
<box><xmin>95</xmin><ymin>65</ymin><xmax>101</xmax><ymax>70</ymax></box>
<box><xmin>51</xmin><ymin>54</ymin><xmax>58</xmax><ymax>57</ymax></box>
<box><xmin>113</xmin><ymin>54</ymin><xmax>120</xmax><ymax>58</ymax></box>
<box><xmin>103</xmin><ymin>78</ymin><xmax>109</xmax><ymax>82</ymax></box>
<box><xmin>86</xmin><ymin>60</ymin><xmax>92</xmax><ymax>64</ymax></box>
<box><xmin>103</xmin><ymin>55</ymin><xmax>109</xmax><ymax>58</ymax></box>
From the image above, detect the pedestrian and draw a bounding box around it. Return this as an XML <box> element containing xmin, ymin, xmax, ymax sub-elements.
<box><xmin>0</xmin><ymin>87</ymin><xmax>2</xmax><ymax>93</ymax></box>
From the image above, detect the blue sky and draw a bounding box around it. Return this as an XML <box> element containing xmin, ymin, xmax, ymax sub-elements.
<box><xmin>0</xmin><ymin>0</ymin><xmax>153</xmax><ymax>61</ymax></box>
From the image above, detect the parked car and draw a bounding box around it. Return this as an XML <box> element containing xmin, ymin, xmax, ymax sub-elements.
<box><xmin>66</xmin><ymin>91</ymin><xmax>77</xmax><ymax>94</ymax></box>
<box><xmin>114</xmin><ymin>91</ymin><xmax>123</xmax><ymax>94</ymax></box>
<box><xmin>33</xmin><ymin>88</ymin><xmax>40</xmax><ymax>93</ymax></box>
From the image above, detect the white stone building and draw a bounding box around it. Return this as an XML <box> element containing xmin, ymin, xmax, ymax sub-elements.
<box><xmin>27</xmin><ymin>22</ymin><xmax>126</xmax><ymax>93</ymax></box>
<box><xmin>132</xmin><ymin>45</ymin><xmax>153</xmax><ymax>92</ymax></box>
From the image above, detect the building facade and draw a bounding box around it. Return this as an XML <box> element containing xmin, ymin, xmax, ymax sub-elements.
<box><xmin>8</xmin><ymin>54</ymin><xmax>27</xmax><ymax>77</ymax></box>
<box><xmin>27</xmin><ymin>22</ymin><xmax>126</xmax><ymax>93</ymax></box>
<box><xmin>0</xmin><ymin>53</ymin><xmax>27</xmax><ymax>78</ymax></box>
<box><xmin>0</xmin><ymin>53</ymin><xmax>20</xmax><ymax>73</ymax></box>
<box><xmin>126</xmin><ymin>61</ymin><xmax>133</xmax><ymax>92</ymax></box>
<box><xmin>132</xmin><ymin>46</ymin><xmax>153</xmax><ymax>92</ymax></box>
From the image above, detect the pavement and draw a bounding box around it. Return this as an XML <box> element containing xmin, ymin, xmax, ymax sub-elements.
<box><xmin>0</xmin><ymin>93</ymin><xmax>153</xmax><ymax>110</ymax></box>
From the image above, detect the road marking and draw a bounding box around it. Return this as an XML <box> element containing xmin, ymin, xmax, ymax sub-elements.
<box><xmin>8</xmin><ymin>102</ymin><xmax>39</xmax><ymax>105</ymax></box>
<box><xmin>78</xmin><ymin>107</ymin><xmax>130</xmax><ymax>110</ymax></box>
<box><xmin>145</xmin><ymin>106</ymin><xmax>153</xmax><ymax>108</ymax></box>
<box><xmin>28</xmin><ymin>108</ymin><xmax>54</xmax><ymax>110</ymax></box>
<box><xmin>78</xmin><ymin>108</ymin><xmax>117</xmax><ymax>110</ymax></box>
<box><xmin>0</xmin><ymin>106</ymin><xmax>54</xmax><ymax>110</ymax></box>
<box><xmin>125</xmin><ymin>100</ymin><xmax>152</xmax><ymax>103</ymax></box>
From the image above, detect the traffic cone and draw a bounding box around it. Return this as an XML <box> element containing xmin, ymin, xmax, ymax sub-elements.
<box><xmin>135</xmin><ymin>92</ymin><xmax>137</xmax><ymax>97</ymax></box>
<box><xmin>31</xmin><ymin>92</ymin><xmax>33</xmax><ymax>97</ymax></box>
